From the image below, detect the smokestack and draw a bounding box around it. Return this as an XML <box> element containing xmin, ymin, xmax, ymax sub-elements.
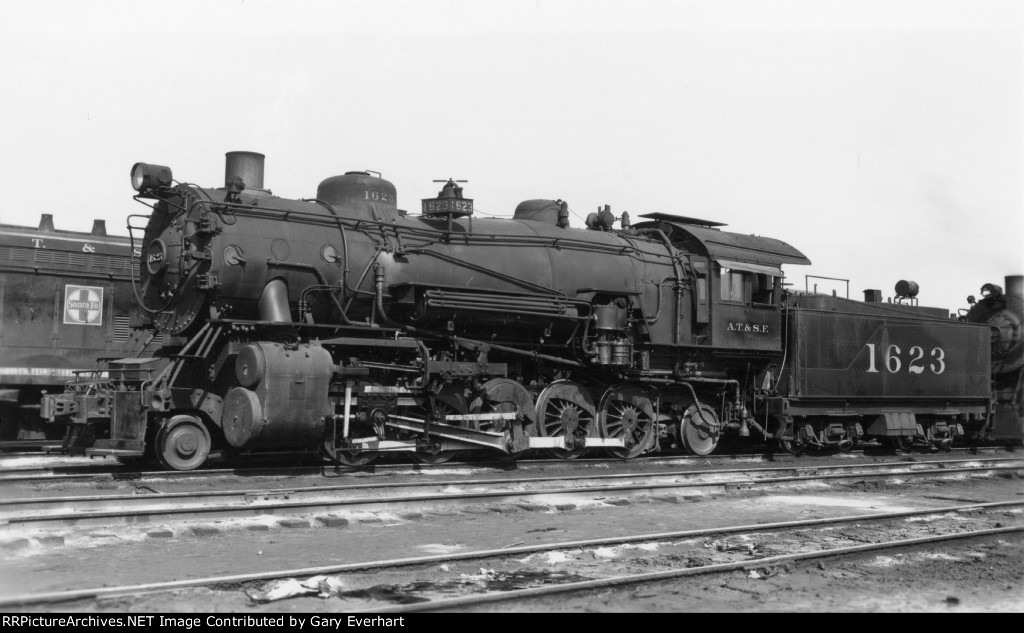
<box><xmin>225</xmin><ymin>151</ymin><xmax>265</xmax><ymax>190</ymax></box>
<box><xmin>91</xmin><ymin>220</ymin><xmax>107</xmax><ymax>236</ymax></box>
<box><xmin>1006</xmin><ymin>275</ymin><xmax>1023</xmax><ymax>299</ymax></box>
<box><xmin>38</xmin><ymin>214</ymin><xmax>55</xmax><ymax>232</ymax></box>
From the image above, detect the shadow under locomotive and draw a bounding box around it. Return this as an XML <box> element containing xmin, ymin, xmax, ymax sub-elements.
<box><xmin>38</xmin><ymin>152</ymin><xmax>1015</xmax><ymax>470</ymax></box>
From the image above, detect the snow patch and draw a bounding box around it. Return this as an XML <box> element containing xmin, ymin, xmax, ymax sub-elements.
<box><xmin>624</xmin><ymin>543</ymin><xmax>660</xmax><ymax>552</ymax></box>
<box><xmin>591</xmin><ymin>547</ymin><xmax>619</xmax><ymax>559</ymax></box>
<box><xmin>760</xmin><ymin>494</ymin><xmax>917</xmax><ymax>512</ymax></box>
<box><xmin>459</xmin><ymin>568</ymin><xmax>497</xmax><ymax>583</ymax></box>
<box><xmin>531</xmin><ymin>494</ymin><xmax>606</xmax><ymax>510</ymax></box>
<box><xmin>0</xmin><ymin>455</ymin><xmax>100</xmax><ymax>469</ymax></box>
<box><xmin>418</xmin><ymin>543</ymin><xmax>466</xmax><ymax>554</ymax></box>
<box><xmin>922</xmin><ymin>553</ymin><xmax>962</xmax><ymax>561</ymax></box>
<box><xmin>904</xmin><ymin>514</ymin><xmax>946</xmax><ymax>522</ymax></box>
<box><xmin>865</xmin><ymin>555</ymin><xmax>906</xmax><ymax>568</ymax></box>
<box><xmin>388</xmin><ymin>467</ymin><xmax>489</xmax><ymax>477</ymax></box>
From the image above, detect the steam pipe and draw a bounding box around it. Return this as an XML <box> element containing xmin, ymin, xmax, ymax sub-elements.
<box><xmin>258</xmin><ymin>278</ymin><xmax>291</xmax><ymax>323</ymax></box>
<box><xmin>265</xmin><ymin>260</ymin><xmax>370</xmax><ymax>327</ymax></box>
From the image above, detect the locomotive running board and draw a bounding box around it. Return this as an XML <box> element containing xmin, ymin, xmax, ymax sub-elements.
<box><xmin>385</xmin><ymin>414</ymin><xmax>514</xmax><ymax>451</ymax></box>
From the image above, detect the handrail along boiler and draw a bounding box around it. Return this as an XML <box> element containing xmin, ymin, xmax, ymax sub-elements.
<box><xmin>39</xmin><ymin>152</ymin><xmax>1000</xmax><ymax>469</ymax></box>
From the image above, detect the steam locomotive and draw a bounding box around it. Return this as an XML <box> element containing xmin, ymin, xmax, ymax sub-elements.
<box><xmin>38</xmin><ymin>152</ymin><xmax>1012</xmax><ymax>469</ymax></box>
<box><xmin>0</xmin><ymin>215</ymin><xmax>157</xmax><ymax>444</ymax></box>
<box><xmin>960</xmin><ymin>276</ymin><xmax>1023</xmax><ymax>442</ymax></box>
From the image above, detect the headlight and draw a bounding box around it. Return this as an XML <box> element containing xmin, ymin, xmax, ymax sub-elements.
<box><xmin>130</xmin><ymin>162</ymin><xmax>173</xmax><ymax>194</ymax></box>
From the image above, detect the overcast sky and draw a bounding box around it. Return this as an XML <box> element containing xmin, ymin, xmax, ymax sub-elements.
<box><xmin>1</xmin><ymin>0</ymin><xmax>1021</xmax><ymax>312</ymax></box>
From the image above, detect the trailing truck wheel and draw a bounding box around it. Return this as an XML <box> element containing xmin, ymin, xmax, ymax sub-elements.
<box><xmin>679</xmin><ymin>403</ymin><xmax>720</xmax><ymax>456</ymax></box>
<box><xmin>771</xmin><ymin>416</ymin><xmax>796</xmax><ymax>454</ymax></box>
<box><xmin>156</xmin><ymin>415</ymin><xmax>211</xmax><ymax>471</ymax></box>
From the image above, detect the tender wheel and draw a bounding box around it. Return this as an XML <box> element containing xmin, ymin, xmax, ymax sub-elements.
<box><xmin>679</xmin><ymin>403</ymin><xmax>720</xmax><ymax>456</ymax></box>
<box><xmin>156</xmin><ymin>415</ymin><xmax>211</xmax><ymax>471</ymax></box>
<box><xmin>838</xmin><ymin>428</ymin><xmax>859</xmax><ymax>453</ymax></box>
<box><xmin>771</xmin><ymin>416</ymin><xmax>795</xmax><ymax>453</ymax></box>
<box><xmin>598</xmin><ymin>383</ymin><xmax>656</xmax><ymax>459</ymax></box>
<box><xmin>536</xmin><ymin>380</ymin><xmax>596</xmax><ymax>460</ymax></box>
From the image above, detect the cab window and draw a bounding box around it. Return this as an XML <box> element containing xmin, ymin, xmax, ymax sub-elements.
<box><xmin>720</xmin><ymin>269</ymin><xmax>745</xmax><ymax>302</ymax></box>
<box><xmin>751</xmin><ymin>274</ymin><xmax>776</xmax><ymax>305</ymax></box>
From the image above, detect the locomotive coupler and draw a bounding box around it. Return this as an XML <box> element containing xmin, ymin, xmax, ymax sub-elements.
<box><xmin>40</xmin><ymin>391</ymin><xmax>78</xmax><ymax>422</ymax></box>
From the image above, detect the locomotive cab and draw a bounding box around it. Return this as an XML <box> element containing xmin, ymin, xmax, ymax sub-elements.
<box><xmin>633</xmin><ymin>212</ymin><xmax>810</xmax><ymax>350</ymax></box>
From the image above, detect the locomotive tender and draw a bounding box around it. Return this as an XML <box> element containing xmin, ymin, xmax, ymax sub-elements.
<box><xmin>0</xmin><ymin>215</ymin><xmax>156</xmax><ymax>443</ymax></box>
<box><xmin>39</xmin><ymin>152</ymin><xmax>997</xmax><ymax>469</ymax></box>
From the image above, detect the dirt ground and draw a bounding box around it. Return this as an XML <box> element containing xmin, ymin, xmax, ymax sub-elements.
<box><xmin>1</xmin><ymin>465</ymin><xmax>1021</xmax><ymax>612</ymax></box>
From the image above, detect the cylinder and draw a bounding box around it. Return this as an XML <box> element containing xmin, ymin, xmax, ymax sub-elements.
<box><xmin>1006</xmin><ymin>275</ymin><xmax>1023</xmax><ymax>299</ymax></box>
<box><xmin>225</xmin><ymin>151</ymin><xmax>265</xmax><ymax>190</ymax></box>
<box><xmin>221</xmin><ymin>343</ymin><xmax>333</xmax><ymax>449</ymax></box>
<box><xmin>235</xmin><ymin>344</ymin><xmax>267</xmax><ymax>388</ymax></box>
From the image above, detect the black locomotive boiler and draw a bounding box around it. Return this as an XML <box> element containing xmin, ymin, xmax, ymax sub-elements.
<box><xmin>40</xmin><ymin>152</ymin><xmax>996</xmax><ymax>469</ymax></box>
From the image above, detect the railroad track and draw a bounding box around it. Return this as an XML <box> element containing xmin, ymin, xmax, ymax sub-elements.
<box><xmin>3</xmin><ymin>456</ymin><xmax>1020</xmax><ymax>530</ymax></box>
<box><xmin>2</xmin><ymin>500</ymin><xmax>1020</xmax><ymax>609</ymax></box>
<box><xmin>0</xmin><ymin>440</ymin><xmax>61</xmax><ymax>454</ymax></box>
<box><xmin>0</xmin><ymin>445</ymin><xmax>1008</xmax><ymax>484</ymax></box>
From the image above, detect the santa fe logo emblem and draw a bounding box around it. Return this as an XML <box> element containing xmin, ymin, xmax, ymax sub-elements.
<box><xmin>64</xmin><ymin>285</ymin><xmax>103</xmax><ymax>326</ymax></box>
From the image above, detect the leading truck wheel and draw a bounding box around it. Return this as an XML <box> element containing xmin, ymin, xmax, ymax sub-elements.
<box><xmin>411</xmin><ymin>386</ymin><xmax>469</xmax><ymax>465</ymax></box>
<box><xmin>156</xmin><ymin>415</ymin><xmax>211</xmax><ymax>471</ymax></box>
<box><xmin>322</xmin><ymin>440</ymin><xmax>378</xmax><ymax>467</ymax></box>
